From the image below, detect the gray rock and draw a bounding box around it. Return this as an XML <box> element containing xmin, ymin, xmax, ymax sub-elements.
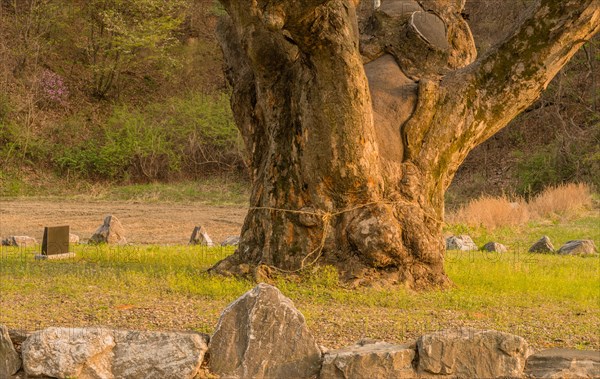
<box><xmin>446</xmin><ymin>235</ymin><xmax>478</xmax><ymax>251</ymax></box>
<box><xmin>483</xmin><ymin>242</ymin><xmax>508</xmax><ymax>253</ymax></box>
<box><xmin>529</xmin><ymin>236</ymin><xmax>555</xmax><ymax>253</ymax></box>
<box><xmin>209</xmin><ymin>283</ymin><xmax>321</xmax><ymax>379</ymax></box>
<box><xmin>417</xmin><ymin>328</ymin><xmax>531</xmax><ymax>378</ymax></box>
<box><xmin>69</xmin><ymin>233</ymin><xmax>80</xmax><ymax>244</ymax></box>
<box><xmin>89</xmin><ymin>215</ymin><xmax>127</xmax><ymax>245</ymax></box>
<box><xmin>22</xmin><ymin>327</ymin><xmax>115</xmax><ymax>379</ymax></box>
<box><xmin>21</xmin><ymin>327</ymin><xmax>208</xmax><ymax>379</ymax></box>
<box><xmin>189</xmin><ymin>225</ymin><xmax>214</xmax><ymax>246</ymax></box>
<box><xmin>524</xmin><ymin>348</ymin><xmax>600</xmax><ymax>378</ymax></box>
<box><xmin>1</xmin><ymin>325</ymin><xmax>22</xmax><ymax>377</ymax></box>
<box><xmin>321</xmin><ymin>340</ymin><xmax>416</xmax><ymax>379</ymax></box>
<box><xmin>221</xmin><ymin>235</ymin><xmax>241</xmax><ymax>247</ymax></box>
<box><xmin>557</xmin><ymin>240</ymin><xmax>598</xmax><ymax>257</ymax></box>
<box><xmin>1</xmin><ymin>236</ymin><xmax>37</xmax><ymax>247</ymax></box>
<box><xmin>112</xmin><ymin>330</ymin><xmax>208</xmax><ymax>379</ymax></box>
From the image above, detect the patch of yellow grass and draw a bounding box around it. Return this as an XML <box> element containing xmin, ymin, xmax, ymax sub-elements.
<box><xmin>448</xmin><ymin>183</ymin><xmax>593</xmax><ymax>229</ymax></box>
<box><xmin>529</xmin><ymin>183</ymin><xmax>593</xmax><ymax>219</ymax></box>
<box><xmin>447</xmin><ymin>195</ymin><xmax>529</xmax><ymax>229</ymax></box>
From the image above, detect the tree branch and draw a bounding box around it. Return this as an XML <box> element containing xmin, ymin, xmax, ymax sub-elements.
<box><xmin>423</xmin><ymin>0</ymin><xmax>600</xmax><ymax>183</ymax></box>
<box><xmin>460</xmin><ymin>0</ymin><xmax>598</xmax><ymax>142</ymax></box>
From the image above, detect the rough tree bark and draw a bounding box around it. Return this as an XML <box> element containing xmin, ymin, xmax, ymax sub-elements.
<box><xmin>211</xmin><ymin>0</ymin><xmax>600</xmax><ymax>288</ymax></box>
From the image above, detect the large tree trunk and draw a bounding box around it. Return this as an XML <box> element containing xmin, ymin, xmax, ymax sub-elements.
<box><xmin>211</xmin><ymin>0</ymin><xmax>600</xmax><ymax>289</ymax></box>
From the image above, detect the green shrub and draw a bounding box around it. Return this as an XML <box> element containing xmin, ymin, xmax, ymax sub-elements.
<box><xmin>82</xmin><ymin>0</ymin><xmax>186</xmax><ymax>98</ymax></box>
<box><xmin>0</xmin><ymin>121</ymin><xmax>50</xmax><ymax>168</ymax></box>
<box><xmin>0</xmin><ymin>94</ymin><xmax>11</xmax><ymax>123</ymax></box>
<box><xmin>152</xmin><ymin>92</ymin><xmax>243</xmax><ymax>176</ymax></box>
<box><xmin>0</xmin><ymin>122</ymin><xmax>17</xmax><ymax>162</ymax></box>
<box><xmin>515</xmin><ymin>130</ymin><xmax>600</xmax><ymax>197</ymax></box>
<box><xmin>515</xmin><ymin>150</ymin><xmax>560</xmax><ymax>197</ymax></box>
<box><xmin>56</xmin><ymin>92</ymin><xmax>243</xmax><ymax>181</ymax></box>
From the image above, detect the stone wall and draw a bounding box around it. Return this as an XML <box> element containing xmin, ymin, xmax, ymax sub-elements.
<box><xmin>2</xmin><ymin>284</ymin><xmax>599</xmax><ymax>379</ymax></box>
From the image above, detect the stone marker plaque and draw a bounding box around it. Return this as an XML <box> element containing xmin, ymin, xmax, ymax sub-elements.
<box><xmin>42</xmin><ymin>225</ymin><xmax>70</xmax><ymax>256</ymax></box>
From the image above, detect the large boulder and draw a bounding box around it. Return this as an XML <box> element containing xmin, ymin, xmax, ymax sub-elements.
<box><xmin>446</xmin><ymin>235</ymin><xmax>478</xmax><ymax>251</ymax></box>
<box><xmin>320</xmin><ymin>340</ymin><xmax>416</xmax><ymax>379</ymax></box>
<box><xmin>1</xmin><ymin>325</ymin><xmax>22</xmax><ymax>377</ymax></box>
<box><xmin>529</xmin><ymin>236</ymin><xmax>555</xmax><ymax>253</ymax></box>
<box><xmin>557</xmin><ymin>240</ymin><xmax>598</xmax><ymax>257</ymax></box>
<box><xmin>22</xmin><ymin>327</ymin><xmax>115</xmax><ymax>379</ymax></box>
<box><xmin>1</xmin><ymin>236</ymin><xmax>37</xmax><ymax>247</ymax></box>
<box><xmin>112</xmin><ymin>330</ymin><xmax>208</xmax><ymax>379</ymax></box>
<box><xmin>209</xmin><ymin>283</ymin><xmax>322</xmax><ymax>379</ymax></box>
<box><xmin>524</xmin><ymin>348</ymin><xmax>600</xmax><ymax>379</ymax></box>
<box><xmin>89</xmin><ymin>215</ymin><xmax>127</xmax><ymax>245</ymax></box>
<box><xmin>417</xmin><ymin>328</ymin><xmax>531</xmax><ymax>378</ymax></box>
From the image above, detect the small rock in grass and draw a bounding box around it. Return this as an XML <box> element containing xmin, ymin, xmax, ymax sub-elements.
<box><xmin>483</xmin><ymin>242</ymin><xmax>508</xmax><ymax>253</ymax></box>
<box><xmin>1</xmin><ymin>236</ymin><xmax>37</xmax><ymax>247</ymax></box>
<box><xmin>557</xmin><ymin>240</ymin><xmax>598</xmax><ymax>257</ymax></box>
<box><xmin>189</xmin><ymin>226</ymin><xmax>214</xmax><ymax>246</ymax></box>
<box><xmin>221</xmin><ymin>235</ymin><xmax>240</xmax><ymax>246</ymax></box>
<box><xmin>446</xmin><ymin>235</ymin><xmax>478</xmax><ymax>251</ymax></box>
<box><xmin>89</xmin><ymin>215</ymin><xmax>127</xmax><ymax>245</ymax></box>
<box><xmin>529</xmin><ymin>235</ymin><xmax>555</xmax><ymax>253</ymax></box>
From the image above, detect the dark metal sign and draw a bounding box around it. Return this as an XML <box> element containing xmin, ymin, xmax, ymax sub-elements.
<box><xmin>42</xmin><ymin>225</ymin><xmax>70</xmax><ymax>256</ymax></box>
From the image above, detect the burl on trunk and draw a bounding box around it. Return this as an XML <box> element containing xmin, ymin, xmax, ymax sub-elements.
<box><xmin>210</xmin><ymin>0</ymin><xmax>600</xmax><ymax>289</ymax></box>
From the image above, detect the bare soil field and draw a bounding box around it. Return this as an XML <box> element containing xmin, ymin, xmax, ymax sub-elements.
<box><xmin>0</xmin><ymin>200</ymin><xmax>247</xmax><ymax>245</ymax></box>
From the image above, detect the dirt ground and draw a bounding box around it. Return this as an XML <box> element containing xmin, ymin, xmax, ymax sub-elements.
<box><xmin>0</xmin><ymin>200</ymin><xmax>247</xmax><ymax>245</ymax></box>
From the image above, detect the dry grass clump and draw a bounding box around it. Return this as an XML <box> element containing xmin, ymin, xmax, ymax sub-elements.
<box><xmin>448</xmin><ymin>183</ymin><xmax>594</xmax><ymax>229</ymax></box>
<box><xmin>447</xmin><ymin>195</ymin><xmax>530</xmax><ymax>229</ymax></box>
<box><xmin>529</xmin><ymin>183</ymin><xmax>593</xmax><ymax>219</ymax></box>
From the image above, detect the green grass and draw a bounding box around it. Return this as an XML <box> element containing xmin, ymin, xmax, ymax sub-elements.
<box><xmin>445</xmin><ymin>212</ymin><xmax>600</xmax><ymax>252</ymax></box>
<box><xmin>100</xmin><ymin>178</ymin><xmax>249</xmax><ymax>205</ymax></box>
<box><xmin>0</xmin><ymin>174</ymin><xmax>250</xmax><ymax>205</ymax></box>
<box><xmin>0</xmin><ymin>244</ymin><xmax>246</xmax><ymax>298</ymax></box>
<box><xmin>1</xmin><ymin>221</ymin><xmax>598</xmax><ymax>350</ymax></box>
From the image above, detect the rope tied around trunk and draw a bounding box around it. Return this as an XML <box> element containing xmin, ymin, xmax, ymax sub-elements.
<box><xmin>248</xmin><ymin>199</ymin><xmax>442</xmax><ymax>274</ymax></box>
<box><xmin>250</xmin><ymin>203</ymin><xmax>368</xmax><ymax>274</ymax></box>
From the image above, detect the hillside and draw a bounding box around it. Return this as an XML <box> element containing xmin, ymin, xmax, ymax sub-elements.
<box><xmin>0</xmin><ymin>0</ymin><xmax>598</xmax><ymax>203</ymax></box>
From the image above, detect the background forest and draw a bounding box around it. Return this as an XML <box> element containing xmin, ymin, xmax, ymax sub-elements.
<box><xmin>0</xmin><ymin>0</ymin><xmax>598</xmax><ymax>206</ymax></box>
